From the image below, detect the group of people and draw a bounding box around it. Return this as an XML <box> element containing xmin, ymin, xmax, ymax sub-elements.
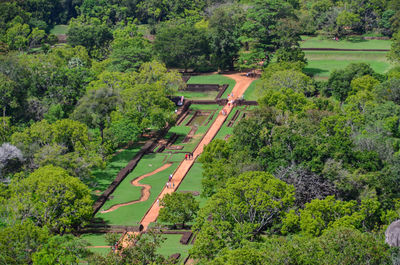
<box><xmin>166</xmin><ymin>173</ymin><xmax>174</xmax><ymax>189</ymax></box>
<box><xmin>185</xmin><ymin>152</ymin><xmax>193</xmax><ymax>160</ymax></box>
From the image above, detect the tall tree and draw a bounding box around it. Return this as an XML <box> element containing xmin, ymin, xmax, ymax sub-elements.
<box><xmin>72</xmin><ymin>85</ymin><xmax>122</xmax><ymax>143</ymax></box>
<box><xmin>109</xmin><ymin>23</ymin><xmax>153</xmax><ymax>72</ymax></box>
<box><xmin>240</xmin><ymin>0</ymin><xmax>296</xmax><ymax>65</ymax></box>
<box><xmin>208</xmin><ymin>4</ymin><xmax>245</xmax><ymax>70</ymax></box>
<box><xmin>6</xmin><ymin>165</ymin><xmax>93</xmax><ymax>233</ymax></box>
<box><xmin>159</xmin><ymin>192</ymin><xmax>199</xmax><ymax>228</ymax></box>
<box><xmin>154</xmin><ymin>20</ymin><xmax>209</xmax><ymax>71</ymax></box>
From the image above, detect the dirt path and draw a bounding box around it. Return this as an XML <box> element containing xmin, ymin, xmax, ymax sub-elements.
<box><xmin>140</xmin><ymin>72</ymin><xmax>254</xmax><ymax>230</ymax></box>
<box><xmin>99</xmin><ymin>163</ymin><xmax>173</xmax><ymax>213</ymax></box>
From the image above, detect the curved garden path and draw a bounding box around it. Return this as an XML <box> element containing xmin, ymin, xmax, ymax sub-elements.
<box><xmin>140</xmin><ymin>72</ymin><xmax>254</xmax><ymax>230</ymax></box>
<box><xmin>99</xmin><ymin>163</ymin><xmax>173</xmax><ymax>213</ymax></box>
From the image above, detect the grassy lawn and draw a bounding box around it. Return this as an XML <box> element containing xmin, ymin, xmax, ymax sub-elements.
<box><xmin>177</xmin><ymin>90</ymin><xmax>218</xmax><ymax>100</ymax></box>
<box><xmin>80</xmin><ymin>233</ymin><xmax>114</xmax><ymax>256</ymax></box>
<box><xmin>300</xmin><ymin>36</ymin><xmax>391</xmax><ymax>50</ymax></box>
<box><xmin>88</xmin><ymin>144</ymin><xmax>143</xmax><ymax>194</ymax></box>
<box><xmin>186</xmin><ymin>74</ymin><xmax>236</xmax><ymax>99</ymax></box>
<box><xmin>158</xmin><ymin>234</ymin><xmax>192</xmax><ymax>262</ymax></box>
<box><xmin>243</xmin><ymin>79</ymin><xmax>261</xmax><ymax>101</ymax></box>
<box><xmin>177</xmin><ymin>162</ymin><xmax>207</xmax><ymax>208</ymax></box>
<box><xmin>96</xmin><ymin>154</ymin><xmax>183</xmax><ymax>225</ymax></box>
<box><xmin>81</xmin><ymin>233</ymin><xmax>109</xmax><ymax>246</ymax></box>
<box><xmin>304</xmin><ymin>51</ymin><xmax>392</xmax><ymax>78</ymax></box>
<box><xmin>50</xmin><ymin>25</ymin><xmax>68</xmax><ymax>35</ymax></box>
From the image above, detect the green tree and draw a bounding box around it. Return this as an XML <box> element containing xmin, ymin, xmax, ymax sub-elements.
<box><xmin>32</xmin><ymin>235</ymin><xmax>90</xmax><ymax>265</ymax></box>
<box><xmin>154</xmin><ymin>20</ymin><xmax>209</xmax><ymax>71</ymax></box>
<box><xmin>0</xmin><ymin>220</ymin><xmax>50</xmax><ymax>265</ymax></box>
<box><xmin>208</xmin><ymin>4</ymin><xmax>245</xmax><ymax>70</ymax></box>
<box><xmin>159</xmin><ymin>192</ymin><xmax>200</xmax><ymax>228</ymax></box>
<box><xmin>7</xmin><ymin>165</ymin><xmax>93</xmax><ymax>233</ymax></box>
<box><xmin>5</xmin><ymin>20</ymin><xmax>30</xmax><ymax>51</ymax></box>
<box><xmin>72</xmin><ymin>86</ymin><xmax>122</xmax><ymax>143</ymax></box>
<box><xmin>0</xmin><ymin>73</ymin><xmax>17</xmax><ymax>121</ymax></box>
<box><xmin>388</xmin><ymin>30</ymin><xmax>400</xmax><ymax>63</ymax></box>
<box><xmin>336</xmin><ymin>11</ymin><xmax>361</xmax><ymax>36</ymax></box>
<box><xmin>192</xmin><ymin>171</ymin><xmax>295</xmax><ymax>260</ymax></box>
<box><xmin>240</xmin><ymin>0</ymin><xmax>296</xmax><ymax>65</ymax></box>
<box><xmin>67</xmin><ymin>17</ymin><xmax>113</xmax><ymax>59</ymax></box>
<box><xmin>328</xmin><ymin>63</ymin><xmax>375</xmax><ymax>102</ymax></box>
<box><xmin>109</xmin><ymin>23</ymin><xmax>152</xmax><ymax>72</ymax></box>
<box><xmin>11</xmin><ymin>119</ymin><xmax>104</xmax><ymax>179</ymax></box>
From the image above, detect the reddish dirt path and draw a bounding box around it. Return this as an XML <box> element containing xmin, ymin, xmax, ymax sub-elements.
<box><xmin>99</xmin><ymin>163</ymin><xmax>173</xmax><ymax>213</ymax></box>
<box><xmin>140</xmin><ymin>73</ymin><xmax>254</xmax><ymax>230</ymax></box>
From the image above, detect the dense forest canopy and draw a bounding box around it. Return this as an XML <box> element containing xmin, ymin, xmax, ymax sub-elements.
<box><xmin>2</xmin><ymin>0</ymin><xmax>400</xmax><ymax>264</ymax></box>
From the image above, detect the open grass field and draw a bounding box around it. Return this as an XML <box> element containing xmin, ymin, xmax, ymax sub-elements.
<box><xmin>178</xmin><ymin>74</ymin><xmax>236</xmax><ymax>99</ymax></box>
<box><xmin>50</xmin><ymin>25</ymin><xmax>68</xmax><ymax>35</ymax></box>
<box><xmin>300</xmin><ymin>36</ymin><xmax>391</xmax><ymax>50</ymax></box>
<box><xmin>243</xmin><ymin>79</ymin><xmax>261</xmax><ymax>101</ymax></box>
<box><xmin>158</xmin><ymin>234</ymin><xmax>192</xmax><ymax>262</ymax></box>
<box><xmin>88</xmin><ymin>144</ymin><xmax>143</xmax><ymax>194</ymax></box>
<box><xmin>304</xmin><ymin>51</ymin><xmax>392</xmax><ymax>78</ymax></box>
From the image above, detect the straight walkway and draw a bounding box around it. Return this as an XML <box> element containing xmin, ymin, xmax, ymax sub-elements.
<box><xmin>140</xmin><ymin>72</ymin><xmax>254</xmax><ymax>230</ymax></box>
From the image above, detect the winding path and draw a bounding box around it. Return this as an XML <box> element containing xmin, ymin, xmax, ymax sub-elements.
<box><xmin>99</xmin><ymin>163</ymin><xmax>173</xmax><ymax>213</ymax></box>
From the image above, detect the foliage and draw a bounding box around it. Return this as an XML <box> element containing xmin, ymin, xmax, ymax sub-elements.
<box><xmin>32</xmin><ymin>235</ymin><xmax>90</xmax><ymax>265</ymax></box>
<box><xmin>90</xmin><ymin>229</ymin><xmax>169</xmax><ymax>265</ymax></box>
<box><xmin>109</xmin><ymin>23</ymin><xmax>153</xmax><ymax>72</ymax></box>
<box><xmin>0</xmin><ymin>220</ymin><xmax>50</xmax><ymax>265</ymax></box>
<box><xmin>191</xmin><ymin>171</ymin><xmax>295</xmax><ymax>260</ymax></box>
<box><xmin>11</xmin><ymin>119</ymin><xmax>104</xmax><ymax>180</ymax></box>
<box><xmin>154</xmin><ymin>19</ymin><xmax>209</xmax><ymax>71</ymax></box>
<box><xmin>6</xmin><ymin>165</ymin><xmax>93</xmax><ymax>233</ymax></box>
<box><xmin>159</xmin><ymin>192</ymin><xmax>200</xmax><ymax>227</ymax></box>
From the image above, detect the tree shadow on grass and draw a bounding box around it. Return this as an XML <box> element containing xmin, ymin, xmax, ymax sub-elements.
<box><xmin>304</xmin><ymin>67</ymin><xmax>329</xmax><ymax>77</ymax></box>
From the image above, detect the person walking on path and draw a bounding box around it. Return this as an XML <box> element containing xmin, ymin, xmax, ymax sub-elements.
<box><xmin>190</xmin><ymin>152</ymin><xmax>193</xmax><ymax>159</ymax></box>
<box><xmin>157</xmin><ymin>199</ymin><xmax>159</xmax><ymax>206</ymax></box>
<box><xmin>185</xmin><ymin>153</ymin><xmax>188</xmax><ymax>160</ymax></box>
<box><xmin>169</xmin><ymin>174</ymin><xmax>172</xmax><ymax>182</ymax></box>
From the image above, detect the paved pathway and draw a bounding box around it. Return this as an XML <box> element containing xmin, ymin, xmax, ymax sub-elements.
<box><xmin>140</xmin><ymin>72</ymin><xmax>254</xmax><ymax>230</ymax></box>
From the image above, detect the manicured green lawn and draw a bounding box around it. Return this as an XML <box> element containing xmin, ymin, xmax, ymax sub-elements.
<box><xmin>80</xmin><ymin>233</ymin><xmax>114</xmax><ymax>256</ymax></box>
<box><xmin>96</xmin><ymin>155</ymin><xmax>182</xmax><ymax>225</ymax></box>
<box><xmin>243</xmin><ymin>79</ymin><xmax>261</xmax><ymax>101</ymax></box>
<box><xmin>50</xmin><ymin>25</ymin><xmax>68</xmax><ymax>35</ymax></box>
<box><xmin>304</xmin><ymin>51</ymin><xmax>392</xmax><ymax>78</ymax></box>
<box><xmin>88</xmin><ymin>143</ymin><xmax>143</xmax><ymax>193</ymax></box>
<box><xmin>177</xmin><ymin>162</ymin><xmax>207</xmax><ymax>207</ymax></box>
<box><xmin>89</xmin><ymin>247</ymin><xmax>111</xmax><ymax>256</ymax></box>
<box><xmin>158</xmin><ymin>234</ymin><xmax>192</xmax><ymax>262</ymax></box>
<box><xmin>300</xmin><ymin>36</ymin><xmax>391</xmax><ymax>50</ymax></box>
<box><xmin>177</xmin><ymin>90</ymin><xmax>218</xmax><ymax>100</ymax></box>
<box><xmin>186</xmin><ymin>74</ymin><xmax>236</xmax><ymax>98</ymax></box>
<box><xmin>81</xmin><ymin>233</ymin><xmax>109</xmax><ymax>246</ymax></box>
